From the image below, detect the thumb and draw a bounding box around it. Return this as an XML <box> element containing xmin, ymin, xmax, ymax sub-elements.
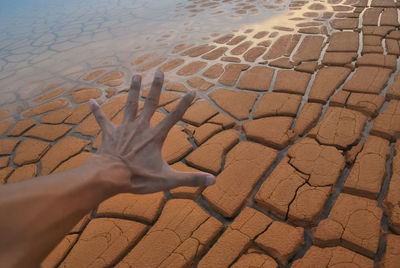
<box><xmin>173</xmin><ymin>171</ymin><xmax>216</xmax><ymax>187</ymax></box>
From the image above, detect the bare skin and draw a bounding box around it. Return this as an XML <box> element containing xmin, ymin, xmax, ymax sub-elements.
<box><xmin>0</xmin><ymin>71</ymin><xmax>215</xmax><ymax>267</ymax></box>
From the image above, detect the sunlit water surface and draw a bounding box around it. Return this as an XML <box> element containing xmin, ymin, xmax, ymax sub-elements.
<box><xmin>0</xmin><ymin>0</ymin><xmax>291</xmax><ymax>104</ymax></box>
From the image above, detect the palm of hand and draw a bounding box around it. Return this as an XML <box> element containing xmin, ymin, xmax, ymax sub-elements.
<box><xmin>89</xmin><ymin>71</ymin><xmax>215</xmax><ymax>194</ymax></box>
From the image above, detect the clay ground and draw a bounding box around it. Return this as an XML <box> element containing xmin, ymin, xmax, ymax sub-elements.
<box><xmin>1</xmin><ymin>0</ymin><xmax>400</xmax><ymax>267</ymax></box>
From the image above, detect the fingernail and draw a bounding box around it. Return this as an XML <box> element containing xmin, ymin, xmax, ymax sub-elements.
<box><xmin>205</xmin><ymin>174</ymin><xmax>216</xmax><ymax>186</ymax></box>
<box><xmin>89</xmin><ymin>99</ymin><xmax>97</xmax><ymax>109</ymax></box>
<box><xmin>155</xmin><ymin>70</ymin><xmax>163</xmax><ymax>79</ymax></box>
<box><xmin>133</xmin><ymin>75</ymin><xmax>141</xmax><ymax>83</ymax></box>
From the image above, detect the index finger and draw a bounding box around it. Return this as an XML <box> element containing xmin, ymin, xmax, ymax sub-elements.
<box><xmin>123</xmin><ymin>75</ymin><xmax>142</xmax><ymax>124</ymax></box>
<box><xmin>155</xmin><ymin>91</ymin><xmax>196</xmax><ymax>137</ymax></box>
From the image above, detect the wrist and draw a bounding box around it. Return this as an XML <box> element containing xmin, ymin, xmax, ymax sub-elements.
<box><xmin>82</xmin><ymin>155</ymin><xmax>132</xmax><ymax>196</ymax></box>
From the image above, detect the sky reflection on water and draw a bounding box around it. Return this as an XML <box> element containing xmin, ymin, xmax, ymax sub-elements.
<box><xmin>0</xmin><ymin>0</ymin><xmax>286</xmax><ymax>92</ymax></box>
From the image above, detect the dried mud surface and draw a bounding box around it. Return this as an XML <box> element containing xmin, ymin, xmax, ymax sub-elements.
<box><xmin>1</xmin><ymin>0</ymin><xmax>400</xmax><ymax>267</ymax></box>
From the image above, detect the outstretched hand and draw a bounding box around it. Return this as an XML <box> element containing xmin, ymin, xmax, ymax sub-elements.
<box><xmin>89</xmin><ymin>71</ymin><xmax>216</xmax><ymax>194</ymax></box>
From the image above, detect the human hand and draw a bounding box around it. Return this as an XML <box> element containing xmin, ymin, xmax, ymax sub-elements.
<box><xmin>89</xmin><ymin>71</ymin><xmax>216</xmax><ymax>194</ymax></box>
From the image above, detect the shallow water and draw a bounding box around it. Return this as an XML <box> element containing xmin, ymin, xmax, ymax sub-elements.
<box><xmin>0</xmin><ymin>0</ymin><xmax>289</xmax><ymax>106</ymax></box>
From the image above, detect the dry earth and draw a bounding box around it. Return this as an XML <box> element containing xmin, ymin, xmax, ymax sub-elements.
<box><xmin>1</xmin><ymin>0</ymin><xmax>400</xmax><ymax>267</ymax></box>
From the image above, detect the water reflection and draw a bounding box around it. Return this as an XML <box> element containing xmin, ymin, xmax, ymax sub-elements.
<box><xmin>0</xmin><ymin>0</ymin><xmax>288</xmax><ymax>106</ymax></box>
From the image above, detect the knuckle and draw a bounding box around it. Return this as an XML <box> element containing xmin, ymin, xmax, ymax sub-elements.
<box><xmin>94</xmin><ymin>113</ymin><xmax>107</xmax><ymax>123</ymax></box>
<box><xmin>153</xmin><ymin>82</ymin><xmax>163</xmax><ymax>89</ymax></box>
<box><xmin>170</xmin><ymin>115</ymin><xmax>180</xmax><ymax>124</ymax></box>
<box><xmin>183</xmin><ymin>93</ymin><xmax>193</xmax><ymax>101</ymax></box>
<box><xmin>176</xmin><ymin>110</ymin><xmax>186</xmax><ymax>119</ymax></box>
<box><xmin>126</xmin><ymin>100</ymin><xmax>135</xmax><ymax>107</ymax></box>
<box><xmin>93</xmin><ymin>112</ymin><xmax>101</xmax><ymax>120</ymax></box>
<box><xmin>154</xmin><ymin>78</ymin><xmax>163</xmax><ymax>85</ymax></box>
<box><xmin>168</xmin><ymin>110</ymin><xmax>181</xmax><ymax>121</ymax></box>
<box><xmin>131</xmin><ymin>82</ymin><xmax>140</xmax><ymax>90</ymax></box>
<box><xmin>182</xmin><ymin>97</ymin><xmax>193</xmax><ymax>106</ymax></box>
<box><xmin>147</xmin><ymin>97</ymin><xmax>158</xmax><ymax>107</ymax></box>
<box><xmin>175</xmin><ymin>106</ymin><xmax>187</xmax><ymax>117</ymax></box>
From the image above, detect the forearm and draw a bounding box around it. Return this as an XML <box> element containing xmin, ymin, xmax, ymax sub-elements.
<box><xmin>0</xmin><ymin>156</ymin><xmax>130</xmax><ymax>267</ymax></box>
<box><xmin>0</xmin><ymin>71</ymin><xmax>212</xmax><ymax>267</ymax></box>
